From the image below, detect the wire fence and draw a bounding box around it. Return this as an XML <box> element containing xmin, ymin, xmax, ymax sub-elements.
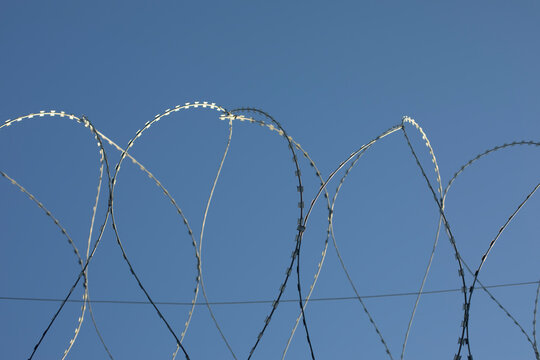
<box><xmin>1</xmin><ymin>103</ymin><xmax>539</xmax><ymax>360</ymax></box>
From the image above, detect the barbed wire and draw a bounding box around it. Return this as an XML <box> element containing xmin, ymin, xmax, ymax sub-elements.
<box><xmin>1</xmin><ymin>104</ymin><xmax>538</xmax><ymax>359</ymax></box>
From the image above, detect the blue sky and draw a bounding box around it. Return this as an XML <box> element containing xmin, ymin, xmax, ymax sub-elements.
<box><xmin>1</xmin><ymin>1</ymin><xmax>540</xmax><ymax>359</ymax></box>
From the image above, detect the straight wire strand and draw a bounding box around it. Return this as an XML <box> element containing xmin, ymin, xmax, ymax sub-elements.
<box><xmin>2</xmin><ymin>280</ymin><xmax>538</xmax><ymax>306</ymax></box>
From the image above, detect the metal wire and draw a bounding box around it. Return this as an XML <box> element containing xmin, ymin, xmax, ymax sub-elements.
<box><xmin>2</xmin><ymin>106</ymin><xmax>539</xmax><ymax>359</ymax></box>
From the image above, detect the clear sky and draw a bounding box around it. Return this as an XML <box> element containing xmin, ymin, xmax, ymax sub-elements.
<box><xmin>1</xmin><ymin>1</ymin><xmax>540</xmax><ymax>359</ymax></box>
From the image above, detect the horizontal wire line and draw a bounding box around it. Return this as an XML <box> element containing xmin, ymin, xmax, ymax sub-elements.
<box><xmin>2</xmin><ymin>280</ymin><xmax>538</xmax><ymax>307</ymax></box>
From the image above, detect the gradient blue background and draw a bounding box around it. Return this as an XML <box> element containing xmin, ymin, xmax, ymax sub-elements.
<box><xmin>1</xmin><ymin>1</ymin><xmax>540</xmax><ymax>359</ymax></box>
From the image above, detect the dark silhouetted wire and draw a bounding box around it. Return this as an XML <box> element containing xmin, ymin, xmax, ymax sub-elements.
<box><xmin>1</xmin><ymin>280</ymin><xmax>538</xmax><ymax>306</ymax></box>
